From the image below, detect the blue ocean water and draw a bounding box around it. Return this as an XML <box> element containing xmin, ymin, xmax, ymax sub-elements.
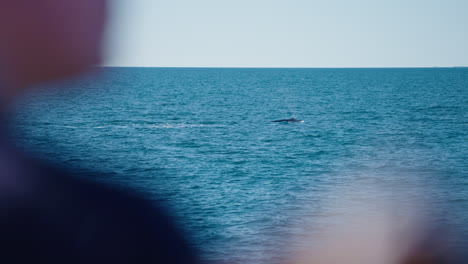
<box><xmin>13</xmin><ymin>68</ymin><xmax>468</xmax><ymax>263</ymax></box>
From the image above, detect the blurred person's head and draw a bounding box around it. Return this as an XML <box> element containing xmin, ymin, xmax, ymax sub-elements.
<box><xmin>0</xmin><ymin>0</ymin><xmax>107</xmax><ymax>95</ymax></box>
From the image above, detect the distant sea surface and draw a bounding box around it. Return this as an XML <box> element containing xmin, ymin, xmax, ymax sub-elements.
<box><xmin>14</xmin><ymin>68</ymin><xmax>468</xmax><ymax>263</ymax></box>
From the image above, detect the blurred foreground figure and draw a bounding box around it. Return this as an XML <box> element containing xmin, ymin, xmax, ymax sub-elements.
<box><xmin>0</xmin><ymin>1</ymin><xmax>198</xmax><ymax>263</ymax></box>
<box><xmin>288</xmin><ymin>186</ymin><xmax>463</xmax><ymax>264</ymax></box>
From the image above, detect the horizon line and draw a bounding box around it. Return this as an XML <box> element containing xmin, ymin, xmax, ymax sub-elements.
<box><xmin>98</xmin><ymin>66</ymin><xmax>467</xmax><ymax>69</ymax></box>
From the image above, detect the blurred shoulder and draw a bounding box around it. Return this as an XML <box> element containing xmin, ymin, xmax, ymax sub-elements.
<box><xmin>0</xmin><ymin>151</ymin><xmax>199</xmax><ymax>263</ymax></box>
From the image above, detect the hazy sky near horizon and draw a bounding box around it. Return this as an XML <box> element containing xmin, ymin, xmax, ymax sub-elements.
<box><xmin>104</xmin><ymin>0</ymin><xmax>468</xmax><ymax>67</ymax></box>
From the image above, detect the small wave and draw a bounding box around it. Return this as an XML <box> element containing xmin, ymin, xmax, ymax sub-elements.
<box><xmin>413</xmin><ymin>105</ymin><xmax>461</xmax><ymax>111</ymax></box>
<box><xmin>148</xmin><ymin>124</ymin><xmax>212</xmax><ymax>129</ymax></box>
<box><xmin>39</xmin><ymin>120</ymin><xmax>218</xmax><ymax>130</ymax></box>
<box><xmin>92</xmin><ymin>125</ymin><xmax>131</xmax><ymax>129</ymax></box>
<box><xmin>303</xmin><ymin>134</ymin><xmax>322</xmax><ymax>138</ymax></box>
<box><xmin>89</xmin><ymin>123</ymin><xmax>216</xmax><ymax>129</ymax></box>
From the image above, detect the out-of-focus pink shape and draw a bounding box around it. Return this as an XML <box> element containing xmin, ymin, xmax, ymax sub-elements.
<box><xmin>0</xmin><ymin>0</ymin><xmax>107</xmax><ymax>89</ymax></box>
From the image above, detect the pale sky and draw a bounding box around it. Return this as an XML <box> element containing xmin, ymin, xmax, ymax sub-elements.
<box><xmin>104</xmin><ymin>0</ymin><xmax>468</xmax><ymax>67</ymax></box>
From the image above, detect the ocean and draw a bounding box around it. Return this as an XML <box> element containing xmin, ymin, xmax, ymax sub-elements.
<box><xmin>13</xmin><ymin>67</ymin><xmax>468</xmax><ymax>263</ymax></box>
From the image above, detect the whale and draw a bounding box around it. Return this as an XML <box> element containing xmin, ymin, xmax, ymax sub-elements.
<box><xmin>272</xmin><ymin>118</ymin><xmax>304</xmax><ymax>123</ymax></box>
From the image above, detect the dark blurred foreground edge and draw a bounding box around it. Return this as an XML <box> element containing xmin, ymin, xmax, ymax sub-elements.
<box><xmin>0</xmin><ymin>135</ymin><xmax>199</xmax><ymax>264</ymax></box>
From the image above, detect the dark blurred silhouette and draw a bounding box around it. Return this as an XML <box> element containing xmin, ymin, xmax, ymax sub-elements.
<box><xmin>0</xmin><ymin>1</ymin><xmax>198</xmax><ymax>263</ymax></box>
